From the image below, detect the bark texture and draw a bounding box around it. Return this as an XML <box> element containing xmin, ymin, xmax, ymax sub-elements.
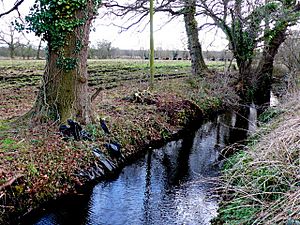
<box><xmin>183</xmin><ymin>0</ymin><xmax>208</xmax><ymax>77</ymax></box>
<box><xmin>254</xmin><ymin>26</ymin><xmax>287</xmax><ymax>105</ymax></box>
<box><xmin>30</xmin><ymin>2</ymin><xmax>95</xmax><ymax>124</ymax></box>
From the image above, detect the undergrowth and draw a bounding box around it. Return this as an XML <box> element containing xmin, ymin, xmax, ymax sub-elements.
<box><xmin>215</xmin><ymin>92</ymin><xmax>300</xmax><ymax>224</ymax></box>
<box><xmin>0</xmin><ymin>59</ymin><xmax>242</xmax><ymax>224</ymax></box>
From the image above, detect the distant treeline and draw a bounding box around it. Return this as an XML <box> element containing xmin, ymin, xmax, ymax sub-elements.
<box><xmin>0</xmin><ymin>46</ymin><xmax>46</xmax><ymax>59</ymax></box>
<box><xmin>0</xmin><ymin>45</ymin><xmax>233</xmax><ymax>61</ymax></box>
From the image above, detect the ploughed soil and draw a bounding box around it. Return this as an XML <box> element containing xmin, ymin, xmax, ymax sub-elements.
<box><xmin>0</xmin><ymin>59</ymin><xmax>239</xmax><ymax>224</ymax></box>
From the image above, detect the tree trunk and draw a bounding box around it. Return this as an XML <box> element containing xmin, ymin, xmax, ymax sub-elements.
<box><xmin>9</xmin><ymin>45</ymin><xmax>15</xmax><ymax>59</ymax></box>
<box><xmin>149</xmin><ymin>0</ymin><xmax>154</xmax><ymax>89</ymax></box>
<box><xmin>234</xmin><ymin>55</ymin><xmax>253</xmax><ymax>103</ymax></box>
<box><xmin>254</xmin><ymin>26</ymin><xmax>287</xmax><ymax>105</ymax></box>
<box><xmin>36</xmin><ymin>39</ymin><xmax>42</xmax><ymax>60</ymax></box>
<box><xmin>30</xmin><ymin>8</ymin><xmax>94</xmax><ymax>124</ymax></box>
<box><xmin>183</xmin><ymin>0</ymin><xmax>208</xmax><ymax>77</ymax></box>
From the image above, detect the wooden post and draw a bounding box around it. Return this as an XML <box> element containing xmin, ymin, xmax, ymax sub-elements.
<box><xmin>149</xmin><ymin>0</ymin><xmax>154</xmax><ymax>89</ymax></box>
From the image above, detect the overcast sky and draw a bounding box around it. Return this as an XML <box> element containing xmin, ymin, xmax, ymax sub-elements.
<box><xmin>0</xmin><ymin>0</ymin><xmax>227</xmax><ymax>50</ymax></box>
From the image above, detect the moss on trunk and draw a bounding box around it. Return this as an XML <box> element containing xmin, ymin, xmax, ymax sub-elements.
<box><xmin>29</xmin><ymin>4</ymin><xmax>94</xmax><ymax>124</ymax></box>
<box><xmin>183</xmin><ymin>0</ymin><xmax>208</xmax><ymax>77</ymax></box>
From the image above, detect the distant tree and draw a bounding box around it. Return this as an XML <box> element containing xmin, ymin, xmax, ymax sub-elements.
<box><xmin>36</xmin><ymin>39</ymin><xmax>43</xmax><ymax>60</ymax></box>
<box><xmin>25</xmin><ymin>42</ymin><xmax>34</xmax><ymax>59</ymax></box>
<box><xmin>139</xmin><ymin>47</ymin><xmax>147</xmax><ymax>59</ymax></box>
<box><xmin>0</xmin><ymin>46</ymin><xmax>9</xmax><ymax>57</ymax></box>
<box><xmin>96</xmin><ymin>40</ymin><xmax>112</xmax><ymax>59</ymax></box>
<box><xmin>17</xmin><ymin>42</ymin><xmax>35</xmax><ymax>59</ymax></box>
<box><xmin>0</xmin><ymin>22</ymin><xmax>22</xmax><ymax>58</ymax></box>
<box><xmin>18</xmin><ymin>43</ymin><xmax>27</xmax><ymax>59</ymax></box>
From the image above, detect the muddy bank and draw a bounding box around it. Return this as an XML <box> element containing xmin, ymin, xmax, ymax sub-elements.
<box><xmin>76</xmin><ymin>100</ymin><xmax>204</xmax><ymax>180</ymax></box>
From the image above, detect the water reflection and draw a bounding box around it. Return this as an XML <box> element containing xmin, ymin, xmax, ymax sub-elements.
<box><xmin>270</xmin><ymin>91</ymin><xmax>279</xmax><ymax>107</ymax></box>
<box><xmin>248</xmin><ymin>103</ymin><xmax>257</xmax><ymax>134</ymax></box>
<box><xmin>31</xmin><ymin>110</ymin><xmax>255</xmax><ymax>225</ymax></box>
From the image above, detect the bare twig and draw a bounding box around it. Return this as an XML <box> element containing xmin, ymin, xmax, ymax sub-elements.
<box><xmin>91</xmin><ymin>86</ymin><xmax>104</xmax><ymax>102</ymax></box>
<box><xmin>0</xmin><ymin>0</ymin><xmax>25</xmax><ymax>18</ymax></box>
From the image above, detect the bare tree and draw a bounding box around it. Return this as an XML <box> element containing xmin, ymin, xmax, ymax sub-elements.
<box><xmin>102</xmin><ymin>0</ymin><xmax>209</xmax><ymax>77</ymax></box>
<box><xmin>183</xmin><ymin>0</ymin><xmax>208</xmax><ymax>76</ymax></box>
<box><xmin>276</xmin><ymin>30</ymin><xmax>300</xmax><ymax>90</ymax></box>
<box><xmin>0</xmin><ymin>21</ymin><xmax>22</xmax><ymax>58</ymax></box>
<box><xmin>36</xmin><ymin>39</ymin><xmax>42</xmax><ymax>59</ymax></box>
<box><xmin>198</xmin><ymin>0</ymin><xmax>300</xmax><ymax>105</ymax></box>
<box><xmin>95</xmin><ymin>39</ymin><xmax>113</xmax><ymax>59</ymax></box>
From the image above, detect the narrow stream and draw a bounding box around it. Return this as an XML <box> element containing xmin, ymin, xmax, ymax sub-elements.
<box><xmin>28</xmin><ymin>110</ymin><xmax>254</xmax><ymax>225</ymax></box>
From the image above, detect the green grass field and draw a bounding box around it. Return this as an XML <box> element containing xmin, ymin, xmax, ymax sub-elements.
<box><xmin>0</xmin><ymin>59</ymin><xmax>191</xmax><ymax>88</ymax></box>
<box><xmin>0</xmin><ymin>59</ymin><xmax>232</xmax><ymax>120</ymax></box>
<box><xmin>0</xmin><ymin>59</ymin><xmax>229</xmax><ymax>88</ymax></box>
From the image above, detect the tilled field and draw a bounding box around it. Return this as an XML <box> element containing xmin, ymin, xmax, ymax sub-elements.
<box><xmin>0</xmin><ymin>59</ymin><xmax>192</xmax><ymax>120</ymax></box>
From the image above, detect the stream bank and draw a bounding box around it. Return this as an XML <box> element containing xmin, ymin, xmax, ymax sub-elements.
<box><xmin>0</xmin><ymin>74</ymin><xmax>240</xmax><ymax>225</ymax></box>
<box><xmin>25</xmin><ymin>109</ymin><xmax>254</xmax><ymax>225</ymax></box>
<box><xmin>214</xmin><ymin>92</ymin><xmax>300</xmax><ymax>224</ymax></box>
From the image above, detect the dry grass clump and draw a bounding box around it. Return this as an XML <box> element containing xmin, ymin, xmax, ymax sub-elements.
<box><xmin>216</xmin><ymin>92</ymin><xmax>300</xmax><ymax>224</ymax></box>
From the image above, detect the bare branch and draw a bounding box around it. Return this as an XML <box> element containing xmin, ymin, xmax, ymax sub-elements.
<box><xmin>100</xmin><ymin>0</ymin><xmax>184</xmax><ymax>32</ymax></box>
<box><xmin>91</xmin><ymin>87</ymin><xmax>103</xmax><ymax>102</ymax></box>
<box><xmin>0</xmin><ymin>0</ymin><xmax>25</xmax><ymax>18</ymax></box>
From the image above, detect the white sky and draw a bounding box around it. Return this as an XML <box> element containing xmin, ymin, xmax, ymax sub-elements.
<box><xmin>0</xmin><ymin>0</ymin><xmax>228</xmax><ymax>51</ymax></box>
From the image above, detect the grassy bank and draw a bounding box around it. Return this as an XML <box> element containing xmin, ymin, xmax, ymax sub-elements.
<box><xmin>0</xmin><ymin>59</ymin><xmax>237</xmax><ymax>224</ymax></box>
<box><xmin>215</xmin><ymin>92</ymin><xmax>300</xmax><ymax>224</ymax></box>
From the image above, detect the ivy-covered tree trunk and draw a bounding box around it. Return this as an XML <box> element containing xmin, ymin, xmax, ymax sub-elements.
<box><xmin>202</xmin><ymin>0</ymin><xmax>300</xmax><ymax>106</ymax></box>
<box><xmin>253</xmin><ymin>26</ymin><xmax>287</xmax><ymax>105</ymax></box>
<box><xmin>27</xmin><ymin>0</ymin><xmax>99</xmax><ymax>124</ymax></box>
<box><xmin>183</xmin><ymin>0</ymin><xmax>208</xmax><ymax>77</ymax></box>
<box><xmin>33</xmin><ymin>32</ymin><xmax>92</xmax><ymax>124</ymax></box>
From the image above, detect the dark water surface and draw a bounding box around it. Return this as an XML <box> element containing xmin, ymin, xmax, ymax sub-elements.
<box><xmin>29</xmin><ymin>110</ymin><xmax>254</xmax><ymax>225</ymax></box>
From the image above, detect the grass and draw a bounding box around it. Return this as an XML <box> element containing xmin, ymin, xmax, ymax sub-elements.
<box><xmin>215</xmin><ymin>91</ymin><xmax>300</xmax><ymax>224</ymax></box>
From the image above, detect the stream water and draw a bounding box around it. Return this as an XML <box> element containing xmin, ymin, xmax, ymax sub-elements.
<box><xmin>26</xmin><ymin>109</ymin><xmax>255</xmax><ymax>225</ymax></box>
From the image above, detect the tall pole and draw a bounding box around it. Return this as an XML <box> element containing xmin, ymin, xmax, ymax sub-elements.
<box><xmin>149</xmin><ymin>0</ymin><xmax>154</xmax><ymax>89</ymax></box>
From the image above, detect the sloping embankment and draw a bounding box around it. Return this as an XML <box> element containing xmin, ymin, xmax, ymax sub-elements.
<box><xmin>0</xmin><ymin>75</ymin><xmax>239</xmax><ymax>225</ymax></box>
<box><xmin>215</xmin><ymin>92</ymin><xmax>300</xmax><ymax>224</ymax></box>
